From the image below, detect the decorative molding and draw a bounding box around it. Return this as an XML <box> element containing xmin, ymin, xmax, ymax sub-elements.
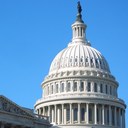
<box><xmin>0</xmin><ymin>96</ymin><xmax>33</xmax><ymax>117</ymax></box>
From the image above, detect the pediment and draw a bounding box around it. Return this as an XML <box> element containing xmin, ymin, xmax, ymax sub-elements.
<box><xmin>0</xmin><ymin>95</ymin><xmax>33</xmax><ymax>118</ymax></box>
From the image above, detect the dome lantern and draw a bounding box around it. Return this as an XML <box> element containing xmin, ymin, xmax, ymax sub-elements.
<box><xmin>71</xmin><ymin>1</ymin><xmax>87</xmax><ymax>44</ymax></box>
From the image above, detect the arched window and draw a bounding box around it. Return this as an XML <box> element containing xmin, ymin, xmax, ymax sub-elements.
<box><xmin>87</xmin><ymin>82</ymin><xmax>91</xmax><ymax>92</ymax></box>
<box><xmin>67</xmin><ymin>82</ymin><xmax>70</xmax><ymax>92</ymax></box>
<box><xmin>74</xmin><ymin>108</ymin><xmax>78</xmax><ymax>121</ymax></box>
<box><xmin>74</xmin><ymin>82</ymin><xmax>77</xmax><ymax>91</ymax></box>
<box><xmin>81</xmin><ymin>108</ymin><xmax>85</xmax><ymax>121</ymax></box>
<box><xmin>80</xmin><ymin>82</ymin><xmax>84</xmax><ymax>91</ymax></box>
<box><xmin>94</xmin><ymin>83</ymin><xmax>97</xmax><ymax>92</ymax></box>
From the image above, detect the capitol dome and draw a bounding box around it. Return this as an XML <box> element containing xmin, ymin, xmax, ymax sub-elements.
<box><xmin>35</xmin><ymin>2</ymin><xmax>126</xmax><ymax>128</ymax></box>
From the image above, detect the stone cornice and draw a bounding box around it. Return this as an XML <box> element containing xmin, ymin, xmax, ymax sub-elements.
<box><xmin>0</xmin><ymin>95</ymin><xmax>34</xmax><ymax>118</ymax></box>
<box><xmin>35</xmin><ymin>93</ymin><xmax>126</xmax><ymax>109</ymax></box>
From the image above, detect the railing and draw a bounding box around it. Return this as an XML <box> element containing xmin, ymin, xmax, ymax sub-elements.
<box><xmin>35</xmin><ymin>114</ymin><xmax>49</xmax><ymax>121</ymax></box>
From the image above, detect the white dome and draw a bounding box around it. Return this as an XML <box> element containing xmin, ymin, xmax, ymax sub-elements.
<box><xmin>35</xmin><ymin>3</ymin><xmax>126</xmax><ymax>128</ymax></box>
<box><xmin>49</xmin><ymin>42</ymin><xmax>110</xmax><ymax>75</ymax></box>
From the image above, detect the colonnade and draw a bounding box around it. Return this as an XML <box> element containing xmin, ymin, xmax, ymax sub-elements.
<box><xmin>37</xmin><ymin>103</ymin><xmax>125</xmax><ymax>128</ymax></box>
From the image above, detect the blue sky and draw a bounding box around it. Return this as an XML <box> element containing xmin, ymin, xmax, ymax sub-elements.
<box><xmin>0</xmin><ymin>0</ymin><xmax>127</xmax><ymax>125</ymax></box>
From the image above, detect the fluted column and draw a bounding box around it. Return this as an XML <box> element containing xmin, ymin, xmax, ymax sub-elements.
<box><xmin>48</xmin><ymin>106</ymin><xmax>50</xmax><ymax>122</ymax></box>
<box><xmin>102</xmin><ymin>105</ymin><xmax>105</xmax><ymax>125</ymax></box>
<box><xmin>55</xmin><ymin>105</ymin><xmax>57</xmax><ymax>124</ymax></box>
<box><xmin>78</xmin><ymin>103</ymin><xmax>81</xmax><ymax>123</ymax></box>
<box><xmin>70</xmin><ymin>103</ymin><xmax>72</xmax><ymax>124</ymax></box>
<box><xmin>114</xmin><ymin>106</ymin><xmax>117</xmax><ymax>126</ymax></box>
<box><xmin>62</xmin><ymin>104</ymin><xmax>64</xmax><ymax>124</ymax></box>
<box><xmin>94</xmin><ymin>104</ymin><xmax>97</xmax><ymax>124</ymax></box>
<box><xmin>109</xmin><ymin>105</ymin><xmax>112</xmax><ymax>126</ymax></box>
<box><xmin>86</xmin><ymin>103</ymin><xmax>89</xmax><ymax>124</ymax></box>
<box><xmin>52</xmin><ymin>107</ymin><xmax>54</xmax><ymax>123</ymax></box>
<box><xmin>58</xmin><ymin>107</ymin><xmax>60</xmax><ymax>125</ymax></box>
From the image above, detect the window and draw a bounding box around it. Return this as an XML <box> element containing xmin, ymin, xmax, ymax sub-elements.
<box><xmin>87</xmin><ymin>82</ymin><xmax>91</xmax><ymax>92</ymax></box>
<box><xmin>81</xmin><ymin>108</ymin><xmax>85</xmax><ymax>121</ymax></box>
<box><xmin>80</xmin><ymin>57</ymin><xmax>83</xmax><ymax>62</ymax></box>
<box><xmin>66</xmin><ymin>108</ymin><xmax>70</xmax><ymax>121</ymax></box>
<box><xmin>106</xmin><ymin>85</ymin><xmax>108</xmax><ymax>94</ymax></box>
<box><xmin>110</xmin><ymin>86</ymin><xmax>112</xmax><ymax>95</ymax></box>
<box><xmin>74</xmin><ymin>82</ymin><xmax>77</xmax><ymax>91</ymax></box>
<box><xmin>112</xmin><ymin>108</ymin><xmax>114</xmax><ymax>125</ymax></box>
<box><xmin>95</xmin><ymin>59</ymin><xmax>99</xmax><ymax>68</ymax></box>
<box><xmin>67</xmin><ymin>82</ymin><xmax>70</xmax><ymax>92</ymax></box>
<box><xmin>97</xmin><ymin>108</ymin><xmax>99</xmax><ymax>122</ymax></box>
<box><xmin>89</xmin><ymin>108</ymin><xmax>93</xmax><ymax>122</ymax></box>
<box><xmin>74</xmin><ymin>108</ymin><xmax>78</xmax><ymax>121</ymax></box>
<box><xmin>100</xmin><ymin>84</ymin><xmax>103</xmax><ymax>93</ymax></box>
<box><xmin>61</xmin><ymin>83</ymin><xmax>64</xmax><ymax>92</ymax></box>
<box><xmin>94</xmin><ymin>83</ymin><xmax>97</xmax><ymax>92</ymax></box>
<box><xmin>81</xmin><ymin>82</ymin><xmax>84</xmax><ymax>91</ymax></box>
<box><xmin>56</xmin><ymin>84</ymin><xmax>58</xmax><ymax>93</ymax></box>
<box><xmin>107</xmin><ymin>108</ymin><xmax>109</xmax><ymax>124</ymax></box>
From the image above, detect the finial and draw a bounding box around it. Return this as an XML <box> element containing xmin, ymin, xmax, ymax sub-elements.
<box><xmin>77</xmin><ymin>1</ymin><xmax>82</xmax><ymax>14</ymax></box>
<box><xmin>76</xmin><ymin>1</ymin><xmax>84</xmax><ymax>23</ymax></box>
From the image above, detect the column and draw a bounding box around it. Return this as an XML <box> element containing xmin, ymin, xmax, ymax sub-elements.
<box><xmin>72</xmin><ymin>104</ymin><xmax>74</xmax><ymax>123</ymax></box>
<box><xmin>91</xmin><ymin>82</ymin><xmax>94</xmax><ymax>92</ymax></box>
<box><xmin>78</xmin><ymin>81</ymin><xmax>81</xmax><ymax>92</ymax></box>
<box><xmin>114</xmin><ymin>106</ymin><xmax>117</xmax><ymax>126</ymax></box>
<box><xmin>70</xmin><ymin>103</ymin><xmax>72</xmax><ymax>124</ymax></box>
<box><xmin>62</xmin><ymin>104</ymin><xmax>64</xmax><ymax>124</ymax></box>
<box><xmin>94</xmin><ymin>104</ymin><xmax>97</xmax><ymax>124</ymax></box>
<box><xmin>48</xmin><ymin>106</ymin><xmax>51</xmax><ymax>122</ymax></box>
<box><xmin>58</xmin><ymin>107</ymin><xmax>60</xmax><ymax>125</ymax></box>
<box><xmin>39</xmin><ymin>108</ymin><xmax>41</xmax><ymax>115</ymax></box>
<box><xmin>109</xmin><ymin>105</ymin><xmax>112</xmax><ymax>126</ymax></box>
<box><xmin>102</xmin><ymin>105</ymin><xmax>105</xmax><ymax>125</ymax></box>
<box><xmin>44</xmin><ymin>107</ymin><xmax>46</xmax><ymax>116</ymax></box>
<box><xmin>84</xmin><ymin>81</ymin><xmax>87</xmax><ymax>92</ymax></box>
<box><xmin>78</xmin><ymin>103</ymin><xmax>81</xmax><ymax>124</ymax></box>
<box><xmin>55</xmin><ymin>105</ymin><xmax>57</xmax><ymax>124</ymax></box>
<box><xmin>86</xmin><ymin>103</ymin><xmax>89</xmax><ymax>124</ymax></box>
<box><xmin>52</xmin><ymin>107</ymin><xmax>54</xmax><ymax>123</ymax></box>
